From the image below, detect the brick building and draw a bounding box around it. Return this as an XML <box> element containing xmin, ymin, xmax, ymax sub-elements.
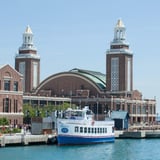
<box><xmin>0</xmin><ymin>64</ymin><xmax>23</xmax><ymax>125</ymax></box>
<box><xmin>33</xmin><ymin>68</ymin><xmax>156</xmax><ymax>124</ymax></box>
<box><xmin>31</xmin><ymin>19</ymin><xmax>156</xmax><ymax>125</ymax></box>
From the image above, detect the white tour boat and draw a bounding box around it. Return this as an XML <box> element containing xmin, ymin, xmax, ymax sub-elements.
<box><xmin>57</xmin><ymin>106</ymin><xmax>115</xmax><ymax>145</ymax></box>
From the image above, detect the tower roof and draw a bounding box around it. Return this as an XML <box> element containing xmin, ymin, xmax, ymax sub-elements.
<box><xmin>107</xmin><ymin>19</ymin><xmax>133</xmax><ymax>55</ymax></box>
<box><xmin>116</xmin><ymin>19</ymin><xmax>125</xmax><ymax>28</ymax></box>
<box><xmin>25</xmin><ymin>25</ymin><xmax>32</xmax><ymax>34</ymax></box>
<box><xmin>18</xmin><ymin>25</ymin><xmax>37</xmax><ymax>51</ymax></box>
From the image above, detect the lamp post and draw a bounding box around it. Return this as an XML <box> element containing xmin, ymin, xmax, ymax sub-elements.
<box><xmin>157</xmin><ymin>113</ymin><xmax>159</xmax><ymax>124</ymax></box>
<box><xmin>104</xmin><ymin>110</ymin><xmax>107</xmax><ymax>120</ymax></box>
<box><xmin>96</xmin><ymin>94</ymin><xmax>99</xmax><ymax>120</ymax></box>
<box><xmin>111</xmin><ymin>96</ymin><xmax>113</xmax><ymax>110</ymax></box>
<box><xmin>146</xmin><ymin>109</ymin><xmax>148</xmax><ymax>124</ymax></box>
<box><xmin>79</xmin><ymin>99</ymin><xmax>81</xmax><ymax>109</ymax></box>
<box><xmin>25</xmin><ymin>110</ymin><xmax>30</xmax><ymax>125</ymax></box>
<box><xmin>97</xmin><ymin>100</ymin><xmax>99</xmax><ymax>120</ymax></box>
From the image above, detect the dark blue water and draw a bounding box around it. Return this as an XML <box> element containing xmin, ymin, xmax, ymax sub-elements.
<box><xmin>0</xmin><ymin>139</ymin><xmax>160</xmax><ymax>160</ymax></box>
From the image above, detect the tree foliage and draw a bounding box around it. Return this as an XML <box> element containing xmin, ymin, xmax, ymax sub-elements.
<box><xmin>23</xmin><ymin>102</ymin><xmax>75</xmax><ymax>118</ymax></box>
<box><xmin>0</xmin><ymin>117</ymin><xmax>9</xmax><ymax>126</ymax></box>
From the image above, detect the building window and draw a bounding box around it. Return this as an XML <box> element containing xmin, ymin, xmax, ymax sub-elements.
<box><xmin>19</xmin><ymin>62</ymin><xmax>25</xmax><ymax>91</ymax></box>
<box><xmin>116</xmin><ymin>104</ymin><xmax>120</xmax><ymax>111</ymax></box>
<box><xmin>3</xmin><ymin>98</ymin><xmax>9</xmax><ymax>112</ymax></box>
<box><xmin>127</xmin><ymin>58</ymin><xmax>131</xmax><ymax>91</ymax></box>
<box><xmin>111</xmin><ymin>57</ymin><xmax>119</xmax><ymax>91</ymax></box>
<box><xmin>4</xmin><ymin>80</ymin><xmax>10</xmax><ymax>91</ymax></box>
<box><xmin>127</xmin><ymin>104</ymin><xmax>131</xmax><ymax>114</ymax></box>
<box><xmin>137</xmin><ymin>105</ymin><xmax>141</xmax><ymax>114</ymax></box>
<box><xmin>133</xmin><ymin>105</ymin><xmax>136</xmax><ymax>114</ymax></box>
<box><xmin>14</xmin><ymin>81</ymin><xmax>18</xmax><ymax>91</ymax></box>
<box><xmin>33</xmin><ymin>62</ymin><xmax>38</xmax><ymax>88</ymax></box>
<box><xmin>14</xmin><ymin>100</ymin><xmax>18</xmax><ymax>113</ymax></box>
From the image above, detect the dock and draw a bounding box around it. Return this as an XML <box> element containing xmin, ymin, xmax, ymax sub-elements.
<box><xmin>0</xmin><ymin>134</ymin><xmax>56</xmax><ymax>147</ymax></box>
<box><xmin>115</xmin><ymin>130</ymin><xmax>160</xmax><ymax>139</ymax></box>
<box><xmin>1</xmin><ymin>129</ymin><xmax>160</xmax><ymax>147</ymax></box>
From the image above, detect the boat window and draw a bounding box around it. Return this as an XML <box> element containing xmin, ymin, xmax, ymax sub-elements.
<box><xmin>103</xmin><ymin>128</ymin><xmax>105</xmax><ymax>133</ymax></box>
<box><xmin>95</xmin><ymin>128</ymin><xmax>97</xmax><ymax>134</ymax></box>
<box><xmin>76</xmin><ymin>111</ymin><xmax>83</xmax><ymax>117</ymax></box>
<box><xmin>80</xmin><ymin>127</ymin><xmax>83</xmax><ymax>133</ymax></box>
<box><xmin>88</xmin><ymin>128</ymin><xmax>91</xmax><ymax>133</ymax></box>
<box><xmin>91</xmin><ymin>128</ymin><xmax>94</xmax><ymax>133</ymax></box>
<box><xmin>86</xmin><ymin>110</ymin><xmax>92</xmax><ymax>115</ymax></box>
<box><xmin>105</xmin><ymin>128</ymin><xmax>107</xmax><ymax>133</ymax></box>
<box><xmin>100</xmin><ymin>128</ymin><xmax>102</xmax><ymax>133</ymax></box>
<box><xmin>84</xmin><ymin>127</ymin><xmax>87</xmax><ymax>133</ymax></box>
<box><xmin>97</xmin><ymin>128</ymin><xmax>100</xmax><ymax>133</ymax></box>
<box><xmin>75</xmin><ymin>126</ymin><xmax>79</xmax><ymax>132</ymax></box>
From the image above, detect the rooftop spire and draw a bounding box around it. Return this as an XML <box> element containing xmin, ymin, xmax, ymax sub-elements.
<box><xmin>113</xmin><ymin>19</ymin><xmax>126</xmax><ymax>42</ymax></box>
<box><xmin>25</xmin><ymin>25</ymin><xmax>32</xmax><ymax>34</ymax></box>
<box><xmin>107</xmin><ymin>19</ymin><xmax>132</xmax><ymax>55</ymax></box>
<box><xmin>115</xmin><ymin>19</ymin><xmax>125</xmax><ymax>28</ymax></box>
<box><xmin>19</xmin><ymin>25</ymin><xmax>36</xmax><ymax>50</ymax></box>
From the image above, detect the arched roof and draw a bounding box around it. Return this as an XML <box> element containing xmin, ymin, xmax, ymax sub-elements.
<box><xmin>34</xmin><ymin>68</ymin><xmax>106</xmax><ymax>95</ymax></box>
<box><xmin>70</xmin><ymin>68</ymin><xmax>106</xmax><ymax>89</ymax></box>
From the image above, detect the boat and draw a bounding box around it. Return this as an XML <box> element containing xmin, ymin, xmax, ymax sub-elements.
<box><xmin>57</xmin><ymin>106</ymin><xmax>115</xmax><ymax>145</ymax></box>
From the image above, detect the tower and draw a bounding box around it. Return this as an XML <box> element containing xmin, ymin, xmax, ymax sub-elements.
<box><xmin>106</xmin><ymin>19</ymin><xmax>133</xmax><ymax>96</ymax></box>
<box><xmin>15</xmin><ymin>26</ymin><xmax>40</xmax><ymax>93</ymax></box>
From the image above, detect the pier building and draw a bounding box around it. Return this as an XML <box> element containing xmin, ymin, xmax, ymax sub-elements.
<box><xmin>0</xmin><ymin>19</ymin><xmax>156</xmax><ymax>127</ymax></box>
<box><xmin>30</xmin><ymin>19</ymin><xmax>156</xmax><ymax>124</ymax></box>
<box><xmin>1</xmin><ymin>20</ymin><xmax>149</xmax><ymax>124</ymax></box>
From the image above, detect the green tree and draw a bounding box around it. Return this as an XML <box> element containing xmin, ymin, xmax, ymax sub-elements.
<box><xmin>23</xmin><ymin>102</ymin><xmax>73</xmax><ymax>118</ymax></box>
<box><xmin>0</xmin><ymin>117</ymin><xmax>9</xmax><ymax>126</ymax></box>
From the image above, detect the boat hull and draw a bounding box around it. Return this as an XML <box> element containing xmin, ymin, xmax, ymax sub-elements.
<box><xmin>57</xmin><ymin>135</ymin><xmax>115</xmax><ymax>145</ymax></box>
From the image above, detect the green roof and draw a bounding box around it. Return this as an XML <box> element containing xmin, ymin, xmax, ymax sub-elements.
<box><xmin>70</xmin><ymin>68</ymin><xmax>106</xmax><ymax>90</ymax></box>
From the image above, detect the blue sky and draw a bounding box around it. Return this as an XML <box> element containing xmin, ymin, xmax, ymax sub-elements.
<box><xmin>0</xmin><ymin>0</ymin><xmax>160</xmax><ymax>112</ymax></box>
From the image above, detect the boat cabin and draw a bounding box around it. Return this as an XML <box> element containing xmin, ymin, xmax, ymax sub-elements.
<box><xmin>63</xmin><ymin>106</ymin><xmax>94</xmax><ymax>120</ymax></box>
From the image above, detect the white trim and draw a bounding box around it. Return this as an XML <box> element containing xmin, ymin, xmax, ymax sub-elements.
<box><xmin>23</xmin><ymin>95</ymin><xmax>71</xmax><ymax>102</ymax></box>
<box><xmin>107</xmin><ymin>49</ymin><xmax>133</xmax><ymax>54</ymax></box>
<box><xmin>0</xmin><ymin>112</ymin><xmax>24</xmax><ymax>116</ymax></box>
<box><xmin>0</xmin><ymin>90</ymin><xmax>23</xmax><ymax>95</ymax></box>
<box><xmin>15</xmin><ymin>53</ymin><xmax>40</xmax><ymax>59</ymax></box>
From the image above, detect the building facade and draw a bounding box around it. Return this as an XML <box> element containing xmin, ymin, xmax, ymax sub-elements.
<box><xmin>15</xmin><ymin>26</ymin><xmax>40</xmax><ymax>93</ymax></box>
<box><xmin>11</xmin><ymin>20</ymin><xmax>156</xmax><ymax>124</ymax></box>
<box><xmin>31</xmin><ymin>20</ymin><xmax>156</xmax><ymax>125</ymax></box>
<box><xmin>32</xmin><ymin>68</ymin><xmax>156</xmax><ymax>124</ymax></box>
<box><xmin>0</xmin><ymin>64</ymin><xmax>23</xmax><ymax>125</ymax></box>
